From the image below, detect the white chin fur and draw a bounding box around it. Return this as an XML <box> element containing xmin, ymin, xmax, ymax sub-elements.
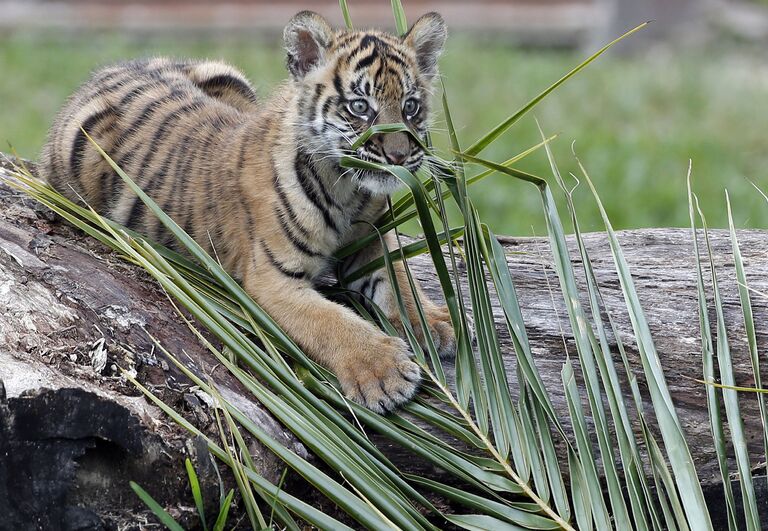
<box><xmin>358</xmin><ymin>173</ymin><xmax>405</xmax><ymax>196</ymax></box>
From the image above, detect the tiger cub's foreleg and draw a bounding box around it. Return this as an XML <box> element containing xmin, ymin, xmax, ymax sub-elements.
<box><xmin>243</xmin><ymin>260</ymin><xmax>421</xmax><ymax>413</ymax></box>
<box><xmin>344</xmin><ymin>232</ymin><xmax>456</xmax><ymax>358</ymax></box>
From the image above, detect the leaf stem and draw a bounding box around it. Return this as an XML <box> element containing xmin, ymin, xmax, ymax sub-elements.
<box><xmin>420</xmin><ymin>364</ymin><xmax>575</xmax><ymax>531</ymax></box>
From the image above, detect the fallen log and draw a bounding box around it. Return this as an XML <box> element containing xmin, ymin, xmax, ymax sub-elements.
<box><xmin>412</xmin><ymin>226</ymin><xmax>768</xmax><ymax>482</ymax></box>
<box><xmin>0</xmin><ymin>158</ymin><xmax>305</xmax><ymax>528</ymax></box>
<box><xmin>1</xmin><ymin>156</ymin><xmax>767</xmax><ymax>526</ymax></box>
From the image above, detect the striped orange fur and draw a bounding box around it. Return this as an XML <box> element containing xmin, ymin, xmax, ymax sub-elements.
<box><xmin>40</xmin><ymin>11</ymin><xmax>454</xmax><ymax>413</ymax></box>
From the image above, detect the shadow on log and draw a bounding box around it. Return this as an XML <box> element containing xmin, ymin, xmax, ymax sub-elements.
<box><xmin>0</xmin><ymin>386</ymin><xmax>219</xmax><ymax>529</ymax></box>
<box><xmin>1</xmin><ymin>156</ymin><xmax>767</xmax><ymax>526</ymax></box>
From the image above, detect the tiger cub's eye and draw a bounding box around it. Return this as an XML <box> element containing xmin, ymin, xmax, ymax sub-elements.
<box><xmin>403</xmin><ymin>98</ymin><xmax>419</xmax><ymax>117</ymax></box>
<box><xmin>349</xmin><ymin>99</ymin><xmax>369</xmax><ymax>116</ymax></box>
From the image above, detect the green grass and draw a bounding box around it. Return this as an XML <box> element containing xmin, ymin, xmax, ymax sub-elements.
<box><xmin>1</xmin><ymin>32</ymin><xmax>766</xmax><ymax>235</ymax></box>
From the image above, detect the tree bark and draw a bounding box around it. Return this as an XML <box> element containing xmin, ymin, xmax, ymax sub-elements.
<box><xmin>2</xmin><ymin>156</ymin><xmax>767</xmax><ymax>525</ymax></box>
<box><xmin>0</xmin><ymin>158</ymin><xmax>305</xmax><ymax>528</ymax></box>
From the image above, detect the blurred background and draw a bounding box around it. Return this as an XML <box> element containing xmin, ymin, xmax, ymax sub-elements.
<box><xmin>1</xmin><ymin>0</ymin><xmax>767</xmax><ymax>236</ymax></box>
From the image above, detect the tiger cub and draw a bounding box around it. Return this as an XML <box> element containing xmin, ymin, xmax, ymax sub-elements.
<box><xmin>40</xmin><ymin>11</ymin><xmax>455</xmax><ymax>413</ymax></box>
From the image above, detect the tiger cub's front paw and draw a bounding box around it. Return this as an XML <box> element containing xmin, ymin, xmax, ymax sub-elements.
<box><xmin>337</xmin><ymin>336</ymin><xmax>421</xmax><ymax>414</ymax></box>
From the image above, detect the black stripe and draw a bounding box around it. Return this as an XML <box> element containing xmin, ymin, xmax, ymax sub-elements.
<box><xmin>358</xmin><ymin>277</ymin><xmax>372</xmax><ymax>298</ymax></box>
<box><xmin>409</xmin><ymin>151</ymin><xmax>425</xmax><ymax>165</ymax></box>
<box><xmin>371</xmin><ymin>61</ymin><xmax>385</xmax><ymax>87</ymax></box>
<box><xmin>122</xmin><ymin>100</ymin><xmax>205</xmax><ymax>228</ymax></box>
<box><xmin>181</xmin><ymin>206</ymin><xmax>197</xmax><ymax>243</ymax></box>
<box><xmin>350</xmin><ymin>77</ymin><xmax>365</xmax><ymax>97</ymax></box>
<box><xmin>109</xmin><ymin>147</ymin><xmax>139</xmax><ymax>193</ymax></box>
<box><xmin>368</xmin><ymin>276</ymin><xmax>384</xmax><ymax>299</ymax></box>
<box><xmin>274</xmin><ymin>205</ymin><xmax>324</xmax><ymax>258</ymax></box>
<box><xmin>307</xmin><ymin>84</ymin><xmax>323</xmax><ymax>123</ymax></box>
<box><xmin>274</xmin><ymin>184</ymin><xmax>308</xmax><ymax>237</ymax></box>
<box><xmin>93</xmin><ymin>69</ymin><xmax>124</xmax><ymax>85</ymax></box>
<box><xmin>302</xmin><ymin>150</ymin><xmax>342</xmax><ymax>210</ymax></box>
<box><xmin>92</xmin><ymin>77</ymin><xmax>135</xmax><ymax>98</ymax></box>
<box><xmin>141</xmin><ymin>99</ymin><xmax>203</xmax><ymax>174</ymax></box>
<box><xmin>69</xmin><ymin>108</ymin><xmax>113</xmax><ymax>180</ymax></box>
<box><xmin>375</xmin><ymin>67</ymin><xmax>399</xmax><ymax>88</ymax></box>
<box><xmin>83</xmin><ymin>74</ymin><xmax>130</xmax><ymax>100</ymax></box>
<box><xmin>124</xmin><ymin>195</ymin><xmax>145</xmax><ymax>230</ymax></box>
<box><xmin>136</xmin><ymin>99</ymin><xmax>205</xmax><ymax>187</ymax></box>
<box><xmin>336</xmin><ymin>33</ymin><xmax>359</xmax><ymax>47</ymax></box>
<box><xmin>354</xmin><ymin>51</ymin><xmax>378</xmax><ymax>72</ymax></box>
<box><xmin>320</xmin><ymin>97</ymin><xmax>333</xmax><ymax>119</ymax></box>
<box><xmin>237</xmin><ymin>193</ymin><xmax>257</xmax><ymax>250</ymax></box>
<box><xmin>273</xmin><ymin>164</ymin><xmax>313</xmax><ymax>240</ymax></box>
<box><xmin>294</xmin><ymin>153</ymin><xmax>341</xmax><ymax>234</ymax></box>
<box><xmin>235</xmin><ymin>122</ymin><xmax>256</xmax><ymax>174</ymax></box>
<box><xmin>268</xmin><ymin>114</ymin><xmax>317</xmax><ymax>250</ymax></box>
<box><xmin>88</xmin><ymin>65</ymin><xmax>168</xmax><ymax>100</ymax></box>
<box><xmin>117</xmin><ymin>84</ymin><xmax>150</xmax><ymax>107</ymax></box>
<box><xmin>312</xmin><ymin>82</ymin><xmax>323</xmax><ymax>101</ymax></box>
<box><xmin>157</xmin><ymin>137</ymin><xmax>193</xmax><ymax>241</ymax></box>
<box><xmin>148</xmin><ymin>128</ymin><xmax>197</xmax><ymax>241</ymax></box>
<box><xmin>108</xmin><ymin>82</ymin><xmax>185</xmax><ymax>163</ymax></box>
<box><xmin>333</xmin><ymin>71</ymin><xmax>346</xmax><ymax>99</ymax></box>
<box><xmin>260</xmin><ymin>240</ymin><xmax>306</xmax><ymax>279</ymax></box>
<box><xmin>387</xmin><ymin>53</ymin><xmax>408</xmax><ymax>70</ymax></box>
<box><xmin>112</xmin><ymin>88</ymin><xmax>184</xmax><ymax>148</ymax></box>
<box><xmin>200</xmin><ymin>130</ymin><xmax>225</xmax><ymax>236</ymax></box>
<box><xmin>385</xmin><ymin>67</ymin><xmax>400</xmax><ymax>80</ymax></box>
<box><xmin>196</xmin><ymin>74</ymin><xmax>257</xmax><ymax>103</ymax></box>
<box><xmin>360</xmin><ymin>35</ymin><xmax>387</xmax><ymax>52</ymax></box>
<box><xmin>84</xmin><ymin>70</ymin><xmax>134</xmax><ymax>98</ymax></box>
<box><xmin>144</xmin><ymin>99</ymin><xmax>205</xmax><ymax>157</ymax></box>
<box><xmin>351</xmin><ymin>190</ymin><xmax>372</xmax><ymax>221</ymax></box>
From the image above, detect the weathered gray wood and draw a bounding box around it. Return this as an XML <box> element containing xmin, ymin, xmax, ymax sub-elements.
<box><xmin>2</xmin><ymin>154</ymin><xmax>767</xmax><ymax>522</ymax></box>
<box><xmin>409</xmin><ymin>227</ymin><xmax>768</xmax><ymax>484</ymax></box>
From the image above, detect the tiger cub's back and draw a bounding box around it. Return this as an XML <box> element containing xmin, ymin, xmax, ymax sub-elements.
<box><xmin>40</xmin><ymin>58</ymin><xmax>260</xmax><ymax>243</ymax></box>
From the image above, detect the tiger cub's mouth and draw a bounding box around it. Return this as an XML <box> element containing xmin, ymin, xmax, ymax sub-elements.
<box><xmin>349</xmin><ymin>147</ymin><xmax>425</xmax><ymax>195</ymax></box>
<box><xmin>352</xmin><ymin>146</ymin><xmax>425</xmax><ymax>171</ymax></box>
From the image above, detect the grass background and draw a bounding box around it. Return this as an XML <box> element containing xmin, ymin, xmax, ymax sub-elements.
<box><xmin>1</xmin><ymin>32</ymin><xmax>766</xmax><ymax>235</ymax></box>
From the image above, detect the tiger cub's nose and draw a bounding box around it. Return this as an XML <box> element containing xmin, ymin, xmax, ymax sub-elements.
<box><xmin>380</xmin><ymin>132</ymin><xmax>411</xmax><ymax>166</ymax></box>
<box><xmin>384</xmin><ymin>149</ymin><xmax>408</xmax><ymax>165</ymax></box>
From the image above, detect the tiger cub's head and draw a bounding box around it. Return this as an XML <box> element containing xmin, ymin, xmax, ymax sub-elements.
<box><xmin>284</xmin><ymin>11</ymin><xmax>447</xmax><ymax>195</ymax></box>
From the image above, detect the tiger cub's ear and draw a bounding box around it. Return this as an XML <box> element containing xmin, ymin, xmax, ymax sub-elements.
<box><xmin>404</xmin><ymin>13</ymin><xmax>447</xmax><ymax>81</ymax></box>
<box><xmin>284</xmin><ymin>11</ymin><xmax>334</xmax><ymax>79</ymax></box>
